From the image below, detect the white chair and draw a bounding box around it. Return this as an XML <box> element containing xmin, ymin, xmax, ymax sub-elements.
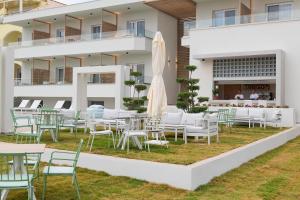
<box><xmin>54</xmin><ymin>100</ymin><xmax>65</xmax><ymax>110</ymax></box>
<box><xmin>249</xmin><ymin>108</ymin><xmax>266</xmax><ymax>128</ymax></box>
<box><xmin>119</xmin><ymin>118</ymin><xmax>148</xmax><ymax>152</ymax></box>
<box><xmin>266</xmin><ymin>109</ymin><xmax>282</xmax><ymax>128</ymax></box>
<box><xmin>184</xmin><ymin>115</ymin><xmax>219</xmax><ymax>145</ymax></box>
<box><xmin>144</xmin><ymin>118</ymin><xmax>169</xmax><ymax>152</ymax></box>
<box><xmin>86</xmin><ymin>122</ymin><xmax>115</xmax><ymax>152</ymax></box>
<box><xmin>234</xmin><ymin>108</ymin><xmax>252</xmax><ymax>128</ymax></box>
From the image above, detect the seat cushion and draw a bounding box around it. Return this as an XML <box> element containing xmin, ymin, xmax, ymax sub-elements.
<box><xmin>43</xmin><ymin>166</ymin><xmax>74</xmax><ymax>175</ymax></box>
<box><xmin>185</xmin><ymin>125</ymin><xmax>205</xmax><ymax>133</ymax></box>
<box><xmin>236</xmin><ymin>108</ymin><xmax>249</xmax><ymax>118</ymax></box>
<box><xmin>91</xmin><ymin>130</ymin><xmax>112</xmax><ymax>135</ymax></box>
<box><xmin>102</xmin><ymin>109</ymin><xmax>119</xmax><ymax>119</ymax></box>
<box><xmin>162</xmin><ymin>112</ymin><xmax>183</xmax><ymax>125</ymax></box>
<box><xmin>0</xmin><ymin>174</ymin><xmax>33</xmax><ymax>188</ymax></box>
<box><xmin>125</xmin><ymin>131</ymin><xmax>147</xmax><ymax>137</ymax></box>
<box><xmin>181</xmin><ymin>113</ymin><xmax>204</xmax><ymax>125</ymax></box>
<box><xmin>249</xmin><ymin>109</ymin><xmax>265</xmax><ymax>118</ymax></box>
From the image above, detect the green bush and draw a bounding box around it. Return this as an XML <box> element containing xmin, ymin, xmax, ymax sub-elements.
<box><xmin>124</xmin><ymin>80</ymin><xmax>135</xmax><ymax>86</ymax></box>
<box><xmin>198</xmin><ymin>97</ymin><xmax>209</xmax><ymax>103</ymax></box>
<box><xmin>190</xmin><ymin>106</ymin><xmax>208</xmax><ymax>113</ymax></box>
<box><xmin>123</xmin><ymin>71</ymin><xmax>147</xmax><ymax>113</ymax></box>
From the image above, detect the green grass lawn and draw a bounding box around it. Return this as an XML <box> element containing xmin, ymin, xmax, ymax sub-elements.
<box><xmin>0</xmin><ymin>126</ymin><xmax>285</xmax><ymax>165</ymax></box>
<box><xmin>3</xmin><ymin>131</ymin><xmax>300</xmax><ymax>200</ymax></box>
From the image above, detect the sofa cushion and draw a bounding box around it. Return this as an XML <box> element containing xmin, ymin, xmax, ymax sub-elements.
<box><xmin>181</xmin><ymin>113</ymin><xmax>204</xmax><ymax>126</ymax></box>
<box><xmin>236</xmin><ymin>108</ymin><xmax>249</xmax><ymax>118</ymax></box>
<box><xmin>162</xmin><ymin>112</ymin><xmax>183</xmax><ymax>125</ymax></box>
<box><xmin>249</xmin><ymin>109</ymin><xmax>265</xmax><ymax>119</ymax></box>
<box><xmin>102</xmin><ymin>109</ymin><xmax>119</xmax><ymax>119</ymax></box>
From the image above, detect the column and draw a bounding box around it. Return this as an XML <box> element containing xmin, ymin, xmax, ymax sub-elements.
<box><xmin>1</xmin><ymin>47</ymin><xmax>14</xmax><ymax>133</ymax></box>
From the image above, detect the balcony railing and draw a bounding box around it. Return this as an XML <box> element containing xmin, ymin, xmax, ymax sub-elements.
<box><xmin>183</xmin><ymin>10</ymin><xmax>300</xmax><ymax>36</ymax></box>
<box><xmin>14</xmin><ymin>75</ymin><xmax>152</xmax><ymax>86</ymax></box>
<box><xmin>9</xmin><ymin>29</ymin><xmax>154</xmax><ymax>47</ymax></box>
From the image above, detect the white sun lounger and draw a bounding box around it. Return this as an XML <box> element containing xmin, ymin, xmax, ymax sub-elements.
<box><xmin>22</xmin><ymin>100</ymin><xmax>42</xmax><ymax>112</ymax></box>
<box><xmin>15</xmin><ymin>100</ymin><xmax>30</xmax><ymax>111</ymax></box>
<box><xmin>54</xmin><ymin>100</ymin><xmax>65</xmax><ymax>110</ymax></box>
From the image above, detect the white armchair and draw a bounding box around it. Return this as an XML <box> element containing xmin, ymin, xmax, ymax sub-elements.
<box><xmin>184</xmin><ymin>115</ymin><xmax>219</xmax><ymax>145</ymax></box>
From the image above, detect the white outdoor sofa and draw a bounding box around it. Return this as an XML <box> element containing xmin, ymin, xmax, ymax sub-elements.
<box><xmin>160</xmin><ymin>111</ymin><xmax>205</xmax><ymax>141</ymax></box>
<box><xmin>184</xmin><ymin>114</ymin><xmax>219</xmax><ymax>145</ymax></box>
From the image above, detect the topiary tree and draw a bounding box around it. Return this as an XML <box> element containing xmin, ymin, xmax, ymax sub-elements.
<box><xmin>123</xmin><ymin>71</ymin><xmax>147</xmax><ymax>113</ymax></box>
<box><xmin>176</xmin><ymin>65</ymin><xmax>208</xmax><ymax>113</ymax></box>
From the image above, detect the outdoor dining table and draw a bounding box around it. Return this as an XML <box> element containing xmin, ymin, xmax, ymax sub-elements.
<box><xmin>0</xmin><ymin>142</ymin><xmax>46</xmax><ymax>200</ymax></box>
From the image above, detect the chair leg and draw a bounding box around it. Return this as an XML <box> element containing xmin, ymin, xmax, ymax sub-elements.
<box><xmin>175</xmin><ymin>129</ymin><xmax>177</xmax><ymax>142</ymax></box>
<box><xmin>42</xmin><ymin>175</ymin><xmax>47</xmax><ymax>200</ymax></box>
<box><xmin>127</xmin><ymin>136</ymin><xmax>130</xmax><ymax>153</ymax></box>
<box><xmin>86</xmin><ymin>134</ymin><xmax>91</xmax><ymax>148</ymax></box>
<box><xmin>89</xmin><ymin>135</ymin><xmax>95</xmax><ymax>152</ymax></box>
<box><xmin>111</xmin><ymin>133</ymin><xmax>116</xmax><ymax>149</ymax></box>
<box><xmin>73</xmin><ymin>174</ymin><xmax>81</xmax><ymax>200</ymax></box>
<box><xmin>208</xmin><ymin>135</ymin><xmax>211</xmax><ymax>145</ymax></box>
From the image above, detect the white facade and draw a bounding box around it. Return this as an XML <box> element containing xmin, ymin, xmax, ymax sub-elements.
<box><xmin>2</xmin><ymin>0</ymin><xmax>178</xmax><ymax>120</ymax></box>
<box><xmin>184</xmin><ymin>0</ymin><xmax>300</xmax><ymax>123</ymax></box>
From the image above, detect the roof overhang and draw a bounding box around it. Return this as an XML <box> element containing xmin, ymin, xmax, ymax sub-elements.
<box><xmin>144</xmin><ymin>0</ymin><xmax>196</xmax><ymax>19</ymax></box>
<box><xmin>3</xmin><ymin>0</ymin><xmax>145</xmax><ymax>25</ymax></box>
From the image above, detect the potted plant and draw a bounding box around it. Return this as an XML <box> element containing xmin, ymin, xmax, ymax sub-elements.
<box><xmin>176</xmin><ymin>65</ymin><xmax>208</xmax><ymax>113</ymax></box>
<box><xmin>123</xmin><ymin>71</ymin><xmax>148</xmax><ymax>113</ymax></box>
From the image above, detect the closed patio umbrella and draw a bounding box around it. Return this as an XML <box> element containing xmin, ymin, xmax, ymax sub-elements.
<box><xmin>147</xmin><ymin>32</ymin><xmax>167</xmax><ymax>118</ymax></box>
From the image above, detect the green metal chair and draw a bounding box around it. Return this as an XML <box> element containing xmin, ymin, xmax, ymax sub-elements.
<box><xmin>217</xmin><ymin>109</ymin><xmax>229</xmax><ymax>132</ymax></box>
<box><xmin>38</xmin><ymin>108</ymin><xmax>60</xmax><ymax>142</ymax></box>
<box><xmin>60</xmin><ymin>111</ymin><xmax>81</xmax><ymax>137</ymax></box>
<box><xmin>0</xmin><ymin>153</ymin><xmax>40</xmax><ymax>200</ymax></box>
<box><xmin>227</xmin><ymin>108</ymin><xmax>237</xmax><ymax>127</ymax></box>
<box><xmin>42</xmin><ymin>139</ymin><xmax>84</xmax><ymax>200</ymax></box>
<box><xmin>10</xmin><ymin>109</ymin><xmax>37</xmax><ymax>139</ymax></box>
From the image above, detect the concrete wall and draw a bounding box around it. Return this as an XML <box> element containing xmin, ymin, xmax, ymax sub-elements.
<box><xmin>42</xmin><ymin>127</ymin><xmax>300</xmax><ymax>191</ymax></box>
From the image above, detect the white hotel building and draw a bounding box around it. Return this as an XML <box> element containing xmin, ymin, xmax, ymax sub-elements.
<box><xmin>1</xmin><ymin>0</ymin><xmax>300</xmax><ymax>132</ymax></box>
<box><xmin>1</xmin><ymin>0</ymin><xmax>182</xmax><ymax>111</ymax></box>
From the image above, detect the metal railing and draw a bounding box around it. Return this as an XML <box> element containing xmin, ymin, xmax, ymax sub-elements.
<box><xmin>183</xmin><ymin>10</ymin><xmax>300</xmax><ymax>36</ymax></box>
<box><xmin>8</xmin><ymin>29</ymin><xmax>154</xmax><ymax>47</ymax></box>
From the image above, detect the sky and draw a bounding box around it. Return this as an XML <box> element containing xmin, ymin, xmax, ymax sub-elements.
<box><xmin>56</xmin><ymin>0</ymin><xmax>93</xmax><ymax>5</ymax></box>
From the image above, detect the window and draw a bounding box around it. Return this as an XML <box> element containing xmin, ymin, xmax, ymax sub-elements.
<box><xmin>213</xmin><ymin>56</ymin><xmax>276</xmax><ymax>79</ymax></box>
<box><xmin>91</xmin><ymin>25</ymin><xmax>102</xmax><ymax>39</ymax></box>
<box><xmin>56</xmin><ymin>29</ymin><xmax>65</xmax><ymax>38</ymax></box>
<box><xmin>56</xmin><ymin>67</ymin><xmax>64</xmax><ymax>83</ymax></box>
<box><xmin>267</xmin><ymin>3</ymin><xmax>292</xmax><ymax>21</ymax></box>
<box><xmin>213</xmin><ymin>9</ymin><xmax>236</xmax><ymax>27</ymax></box>
<box><xmin>127</xmin><ymin>20</ymin><xmax>145</xmax><ymax>37</ymax></box>
<box><xmin>128</xmin><ymin>64</ymin><xmax>145</xmax><ymax>83</ymax></box>
<box><xmin>89</xmin><ymin>74</ymin><xmax>100</xmax><ymax>83</ymax></box>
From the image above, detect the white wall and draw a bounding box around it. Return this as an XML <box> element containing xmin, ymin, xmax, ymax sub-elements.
<box><xmin>189</xmin><ymin>20</ymin><xmax>300</xmax><ymax>122</ymax></box>
<box><xmin>157</xmin><ymin>11</ymin><xmax>178</xmax><ymax>105</ymax></box>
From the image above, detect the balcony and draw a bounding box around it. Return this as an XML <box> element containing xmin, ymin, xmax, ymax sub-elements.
<box><xmin>10</xmin><ymin>29</ymin><xmax>154</xmax><ymax>59</ymax></box>
<box><xmin>182</xmin><ymin>9</ymin><xmax>300</xmax><ymax>47</ymax></box>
